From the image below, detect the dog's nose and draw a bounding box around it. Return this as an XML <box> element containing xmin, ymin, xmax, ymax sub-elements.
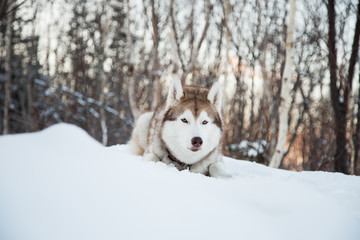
<box><xmin>191</xmin><ymin>137</ymin><xmax>203</xmax><ymax>147</ymax></box>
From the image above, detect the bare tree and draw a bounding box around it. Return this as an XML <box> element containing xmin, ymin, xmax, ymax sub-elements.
<box><xmin>125</xmin><ymin>0</ymin><xmax>140</xmax><ymax>120</ymax></box>
<box><xmin>181</xmin><ymin>0</ymin><xmax>212</xmax><ymax>84</ymax></box>
<box><xmin>327</xmin><ymin>0</ymin><xmax>360</xmax><ymax>174</ymax></box>
<box><xmin>150</xmin><ymin>0</ymin><xmax>161</xmax><ymax>110</ymax></box>
<box><xmin>351</xmin><ymin>2</ymin><xmax>360</xmax><ymax>175</ymax></box>
<box><xmin>269</xmin><ymin>0</ymin><xmax>297</xmax><ymax>168</ymax></box>
<box><xmin>3</xmin><ymin>0</ymin><xmax>14</xmax><ymax>134</ymax></box>
<box><xmin>169</xmin><ymin>0</ymin><xmax>184</xmax><ymax>77</ymax></box>
<box><xmin>1</xmin><ymin>0</ymin><xmax>360</xmax><ymax>175</ymax></box>
<box><xmin>94</xmin><ymin>3</ymin><xmax>108</xmax><ymax>145</ymax></box>
<box><xmin>354</xmin><ymin>70</ymin><xmax>360</xmax><ymax>175</ymax></box>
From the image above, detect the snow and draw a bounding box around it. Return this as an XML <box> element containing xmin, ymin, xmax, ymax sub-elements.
<box><xmin>0</xmin><ymin>123</ymin><xmax>360</xmax><ymax>240</ymax></box>
<box><xmin>229</xmin><ymin>140</ymin><xmax>267</xmax><ymax>157</ymax></box>
<box><xmin>89</xmin><ymin>107</ymin><xmax>100</xmax><ymax>118</ymax></box>
<box><xmin>339</xmin><ymin>96</ymin><xmax>344</xmax><ymax>103</ymax></box>
<box><xmin>33</xmin><ymin>78</ymin><xmax>132</xmax><ymax>126</ymax></box>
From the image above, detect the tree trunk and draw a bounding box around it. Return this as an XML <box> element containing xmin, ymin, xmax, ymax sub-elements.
<box><xmin>98</xmin><ymin>6</ymin><xmax>108</xmax><ymax>146</ymax></box>
<box><xmin>99</xmin><ymin>71</ymin><xmax>108</xmax><ymax>146</ymax></box>
<box><xmin>351</xmin><ymin>1</ymin><xmax>360</xmax><ymax>175</ymax></box>
<box><xmin>26</xmin><ymin>21</ymin><xmax>39</xmax><ymax>132</ymax></box>
<box><xmin>269</xmin><ymin>0</ymin><xmax>296</xmax><ymax>168</ymax></box>
<box><xmin>223</xmin><ymin>0</ymin><xmax>231</xmax><ymax>98</ymax></box>
<box><xmin>169</xmin><ymin>0</ymin><xmax>184</xmax><ymax>77</ymax></box>
<box><xmin>327</xmin><ymin>0</ymin><xmax>360</xmax><ymax>174</ymax></box>
<box><xmin>26</xmin><ymin>74</ymin><xmax>36</xmax><ymax>131</ymax></box>
<box><xmin>181</xmin><ymin>0</ymin><xmax>211</xmax><ymax>84</ymax></box>
<box><xmin>355</xmin><ymin>71</ymin><xmax>360</xmax><ymax>175</ymax></box>
<box><xmin>150</xmin><ymin>0</ymin><xmax>160</xmax><ymax>110</ymax></box>
<box><xmin>3</xmin><ymin>1</ymin><xmax>14</xmax><ymax>134</ymax></box>
<box><xmin>126</xmin><ymin>0</ymin><xmax>140</xmax><ymax>120</ymax></box>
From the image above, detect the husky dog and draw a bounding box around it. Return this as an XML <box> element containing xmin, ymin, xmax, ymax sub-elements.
<box><xmin>129</xmin><ymin>78</ymin><xmax>231</xmax><ymax>178</ymax></box>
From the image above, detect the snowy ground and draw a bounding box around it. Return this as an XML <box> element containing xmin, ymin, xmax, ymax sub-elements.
<box><xmin>1</xmin><ymin>123</ymin><xmax>360</xmax><ymax>240</ymax></box>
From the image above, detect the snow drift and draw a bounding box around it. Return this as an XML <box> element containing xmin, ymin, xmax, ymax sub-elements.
<box><xmin>0</xmin><ymin>123</ymin><xmax>359</xmax><ymax>240</ymax></box>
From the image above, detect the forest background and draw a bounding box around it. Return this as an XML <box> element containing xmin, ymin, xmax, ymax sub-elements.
<box><xmin>0</xmin><ymin>0</ymin><xmax>360</xmax><ymax>175</ymax></box>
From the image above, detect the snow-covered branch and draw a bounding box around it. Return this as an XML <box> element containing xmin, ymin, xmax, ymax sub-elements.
<box><xmin>34</xmin><ymin>78</ymin><xmax>132</xmax><ymax>126</ymax></box>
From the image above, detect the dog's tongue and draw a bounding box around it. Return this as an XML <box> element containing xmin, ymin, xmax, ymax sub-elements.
<box><xmin>190</xmin><ymin>147</ymin><xmax>200</xmax><ymax>152</ymax></box>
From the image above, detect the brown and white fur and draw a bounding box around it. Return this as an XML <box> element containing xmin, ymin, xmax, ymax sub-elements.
<box><xmin>129</xmin><ymin>78</ymin><xmax>231</xmax><ymax>178</ymax></box>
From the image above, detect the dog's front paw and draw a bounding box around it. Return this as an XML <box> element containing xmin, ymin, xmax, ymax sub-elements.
<box><xmin>209</xmin><ymin>162</ymin><xmax>232</xmax><ymax>179</ymax></box>
<box><xmin>143</xmin><ymin>153</ymin><xmax>160</xmax><ymax>162</ymax></box>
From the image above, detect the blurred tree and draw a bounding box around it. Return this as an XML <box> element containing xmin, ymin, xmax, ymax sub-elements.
<box><xmin>327</xmin><ymin>0</ymin><xmax>360</xmax><ymax>174</ymax></box>
<box><xmin>0</xmin><ymin>0</ymin><xmax>359</xmax><ymax>176</ymax></box>
<box><xmin>3</xmin><ymin>0</ymin><xmax>14</xmax><ymax>134</ymax></box>
<box><xmin>269</xmin><ymin>0</ymin><xmax>297</xmax><ymax>168</ymax></box>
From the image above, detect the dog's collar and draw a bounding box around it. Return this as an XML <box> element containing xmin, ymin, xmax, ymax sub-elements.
<box><xmin>165</xmin><ymin>147</ymin><xmax>191</xmax><ymax>170</ymax></box>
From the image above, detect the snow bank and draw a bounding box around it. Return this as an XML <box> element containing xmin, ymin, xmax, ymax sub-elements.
<box><xmin>0</xmin><ymin>123</ymin><xmax>359</xmax><ymax>240</ymax></box>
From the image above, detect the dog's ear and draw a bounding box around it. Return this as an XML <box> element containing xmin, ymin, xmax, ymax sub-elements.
<box><xmin>166</xmin><ymin>77</ymin><xmax>183</xmax><ymax>108</ymax></box>
<box><xmin>208</xmin><ymin>82</ymin><xmax>223</xmax><ymax>113</ymax></box>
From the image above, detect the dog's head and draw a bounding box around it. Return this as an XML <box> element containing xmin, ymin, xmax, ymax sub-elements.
<box><xmin>161</xmin><ymin>78</ymin><xmax>223</xmax><ymax>164</ymax></box>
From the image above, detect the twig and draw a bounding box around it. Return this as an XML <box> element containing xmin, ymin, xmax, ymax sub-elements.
<box><xmin>0</xmin><ymin>0</ymin><xmax>28</xmax><ymax>20</ymax></box>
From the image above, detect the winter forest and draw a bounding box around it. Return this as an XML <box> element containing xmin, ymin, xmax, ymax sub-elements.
<box><xmin>0</xmin><ymin>0</ymin><xmax>360</xmax><ymax>175</ymax></box>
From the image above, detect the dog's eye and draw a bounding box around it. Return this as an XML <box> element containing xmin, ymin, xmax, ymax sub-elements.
<box><xmin>202</xmin><ymin>120</ymin><xmax>208</xmax><ymax>125</ymax></box>
<box><xmin>181</xmin><ymin>118</ymin><xmax>188</xmax><ymax>124</ymax></box>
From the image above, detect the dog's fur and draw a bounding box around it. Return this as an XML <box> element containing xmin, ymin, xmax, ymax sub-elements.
<box><xmin>129</xmin><ymin>78</ymin><xmax>231</xmax><ymax>178</ymax></box>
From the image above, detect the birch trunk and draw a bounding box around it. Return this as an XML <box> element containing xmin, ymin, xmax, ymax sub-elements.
<box><xmin>100</xmin><ymin>79</ymin><xmax>108</xmax><ymax>146</ymax></box>
<box><xmin>98</xmin><ymin>13</ymin><xmax>108</xmax><ymax>146</ymax></box>
<box><xmin>269</xmin><ymin>0</ymin><xmax>296</xmax><ymax>168</ymax></box>
<box><xmin>3</xmin><ymin>1</ymin><xmax>14</xmax><ymax>134</ymax></box>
